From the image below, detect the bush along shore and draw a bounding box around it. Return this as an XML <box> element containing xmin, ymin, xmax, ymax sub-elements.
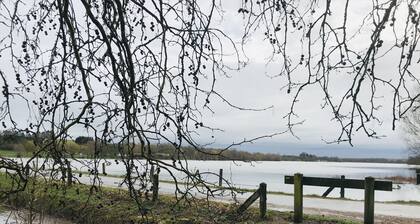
<box><xmin>0</xmin><ymin>173</ymin><xmax>361</xmax><ymax>224</ymax></box>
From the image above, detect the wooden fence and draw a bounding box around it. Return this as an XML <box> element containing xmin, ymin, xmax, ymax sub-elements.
<box><xmin>63</xmin><ymin>163</ymin><xmax>403</xmax><ymax>223</ymax></box>
<box><xmin>236</xmin><ymin>182</ymin><xmax>267</xmax><ymax>219</ymax></box>
<box><xmin>322</xmin><ymin>175</ymin><xmax>345</xmax><ymax>198</ymax></box>
<box><xmin>285</xmin><ymin>173</ymin><xmax>392</xmax><ymax>224</ymax></box>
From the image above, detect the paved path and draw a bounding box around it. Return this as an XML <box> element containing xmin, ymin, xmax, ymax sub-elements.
<box><xmin>81</xmin><ymin>175</ymin><xmax>420</xmax><ymax>221</ymax></box>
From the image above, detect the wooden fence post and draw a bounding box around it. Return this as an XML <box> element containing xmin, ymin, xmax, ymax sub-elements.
<box><xmin>364</xmin><ymin>177</ymin><xmax>375</xmax><ymax>224</ymax></box>
<box><xmin>152</xmin><ymin>173</ymin><xmax>159</xmax><ymax>201</ymax></box>
<box><xmin>294</xmin><ymin>173</ymin><xmax>303</xmax><ymax>223</ymax></box>
<box><xmin>150</xmin><ymin>165</ymin><xmax>155</xmax><ymax>180</ymax></box>
<box><xmin>102</xmin><ymin>162</ymin><xmax>106</xmax><ymax>175</ymax></box>
<box><xmin>417</xmin><ymin>173</ymin><xmax>420</xmax><ymax>185</ymax></box>
<box><xmin>66</xmin><ymin>161</ymin><xmax>72</xmax><ymax>186</ymax></box>
<box><xmin>219</xmin><ymin>169</ymin><xmax>223</xmax><ymax>187</ymax></box>
<box><xmin>340</xmin><ymin>175</ymin><xmax>345</xmax><ymax>198</ymax></box>
<box><xmin>259</xmin><ymin>183</ymin><xmax>267</xmax><ymax>219</ymax></box>
<box><xmin>25</xmin><ymin>165</ymin><xmax>30</xmax><ymax>175</ymax></box>
<box><xmin>32</xmin><ymin>161</ymin><xmax>36</xmax><ymax>172</ymax></box>
<box><xmin>237</xmin><ymin>182</ymin><xmax>265</xmax><ymax>216</ymax></box>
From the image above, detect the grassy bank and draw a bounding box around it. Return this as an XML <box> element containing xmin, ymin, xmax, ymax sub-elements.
<box><xmin>0</xmin><ymin>149</ymin><xmax>33</xmax><ymax>158</ymax></box>
<box><xmin>0</xmin><ymin>173</ymin><xmax>361</xmax><ymax>224</ymax></box>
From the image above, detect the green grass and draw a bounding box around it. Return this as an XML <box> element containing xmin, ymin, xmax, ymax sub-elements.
<box><xmin>0</xmin><ymin>172</ymin><xmax>361</xmax><ymax>224</ymax></box>
<box><xmin>303</xmin><ymin>214</ymin><xmax>360</xmax><ymax>224</ymax></box>
<box><xmin>0</xmin><ymin>204</ymin><xmax>5</xmax><ymax>213</ymax></box>
<box><xmin>0</xmin><ymin>149</ymin><xmax>42</xmax><ymax>158</ymax></box>
<box><xmin>0</xmin><ymin>149</ymin><xmax>25</xmax><ymax>157</ymax></box>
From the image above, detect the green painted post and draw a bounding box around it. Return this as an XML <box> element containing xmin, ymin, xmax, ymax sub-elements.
<box><xmin>259</xmin><ymin>182</ymin><xmax>267</xmax><ymax>219</ymax></box>
<box><xmin>340</xmin><ymin>175</ymin><xmax>345</xmax><ymax>198</ymax></box>
<box><xmin>364</xmin><ymin>177</ymin><xmax>375</xmax><ymax>224</ymax></box>
<box><xmin>294</xmin><ymin>173</ymin><xmax>303</xmax><ymax>223</ymax></box>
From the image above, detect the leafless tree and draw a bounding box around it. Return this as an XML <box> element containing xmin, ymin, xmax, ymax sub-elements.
<box><xmin>0</xmin><ymin>0</ymin><xmax>253</xmax><ymax>215</ymax></box>
<box><xmin>0</xmin><ymin>0</ymin><xmax>419</xmax><ymax>219</ymax></box>
<box><xmin>239</xmin><ymin>0</ymin><xmax>420</xmax><ymax>145</ymax></box>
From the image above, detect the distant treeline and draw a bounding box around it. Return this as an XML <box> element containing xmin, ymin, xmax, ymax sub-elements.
<box><xmin>407</xmin><ymin>156</ymin><xmax>420</xmax><ymax>165</ymax></box>
<box><xmin>0</xmin><ymin>130</ymin><xmax>409</xmax><ymax>164</ymax></box>
<box><xmin>143</xmin><ymin>146</ymin><xmax>407</xmax><ymax>164</ymax></box>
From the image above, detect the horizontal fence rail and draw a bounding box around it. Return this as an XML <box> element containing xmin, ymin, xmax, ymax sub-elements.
<box><xmin>284</xmin><ymin>175</ymin><xmax>392</xmax><ymax>191</ymax></box>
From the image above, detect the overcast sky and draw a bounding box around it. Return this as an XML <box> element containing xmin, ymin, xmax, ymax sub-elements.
<box><xmin>0</xmin><ymin>0</ymin><xmax>416</xmax><ymax>159</ymax></box>
<box><xmin>192</xmin><ymin>0</ymin><xmax>413</xmax><ymax>159</ymax></box>
<box><xmin>202</xmin><ymin>62</ymin><xmax>408</xmax><ymax>158</ymax></box>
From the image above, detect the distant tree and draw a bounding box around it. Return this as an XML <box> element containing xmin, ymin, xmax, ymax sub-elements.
<box><xmin>299</xmin><ymin>152</ymin><xmax>317</xmax><ymax>161</ymax></box>
<box><xmin>0</xmin><ymin>130</ymin><xmax>27</xmax><ymax>144</ymax></box>
<box><xmin>402</xmin><ymin>98</ymin><xmax>420</xmax><ymax>163</ymax></box>
<box><xmin>75</xmin><ymin>136</ymin><xmax>93</xmax><ymax>145</ymax></box>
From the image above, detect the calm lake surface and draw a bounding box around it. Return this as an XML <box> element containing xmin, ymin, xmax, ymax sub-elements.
<box><xmin>82</xmin><ymin>160</ymin><xmax>420</xmax><ymax>202</ymax></box>
<box><xmin>13</xmin><ymin>158</ymin><xmax>420</xmax><ymax>202</ymax></box>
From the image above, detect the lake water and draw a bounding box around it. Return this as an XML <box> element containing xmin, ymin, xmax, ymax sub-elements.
<box><xmin>99</xmin><ymin>160</ymin><xmax>420</xmax><ymax>202</ymax></box>
<box><xmin>10</xmin><ymin>158</ymin><xmax>420</xmax><ymax>202</ymax></box>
